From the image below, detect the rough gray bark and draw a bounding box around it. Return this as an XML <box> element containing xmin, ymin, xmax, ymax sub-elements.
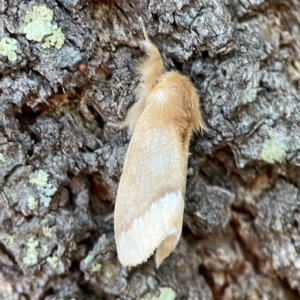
<box><xmin>1</xmin><ymin>0</ymin><xmax>300</xmax><ymax>299</ymax></box>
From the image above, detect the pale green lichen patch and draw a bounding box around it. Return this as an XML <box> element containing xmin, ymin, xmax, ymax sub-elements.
<box><xmin>24</xmin><ymin>5</ymin><xmax>65</xmax><ymax>49</ymax></box>
<box><xmin>0</xmin><ymin>37</ymin><xmax>17</xmax><ymax>61</ymax></box>
<box><xmin>0</xmin><ymin>234</ymin><xmax>15</xmax><ymax>245</ymax></box>
<box><xmin>259</xmin><ymin>136</ymin><xmax>286</xmax><ymax>163</ymax></box>
<box><xmin>24</xmin><ymin>6</ymin><xmax>54</xmax><ymax>42</ymax></box>
<box><xmin>92</xmin><ymin>263</ymin><xmax>102</xmax><ymax>273</ymax></box>
<box><xmin>25</xmin><ymin>5</ymin><xmax>54</xmax><ymax>23</ymax></box>
<box><xmin>84</xmin><ymin>254</ymin><xmax>93</xmax><ymax>265</ymax></box>
<box><xmin>0</xmin><ymin>153</ymin><xmax>6</xmax><ymax>162</ymax></box>
<box><xmin>142</xmin><ymin>287</ymin><xmax>176</xmax><ymax>300</ymax></box>
<box><xmin>158</xmin><ymin>288</ymin><xmax>176</xmax><ymax>300</ymax></box>
<box><xmin>23</xmin><ymin>237</ymin><xmax>39</xmax><ymax>265</ymax></box>
<box><xmin>29</xmin><ymin>170</ymin><xmax>49</xmax><ymax>187</ymax></box>
<box><xmin>27</xmin><ymin>196</ymin><xmax>38</xmax><ymax>210</ymax></box>
<box><xmin>46</xmin><ymin>256</ymin><xmax>59</xmax><ymax>269</ymax></box>
<box><xmin>41</xmin><ymin>244</ymin><xmax>48</xmax><ymax>252</ymax></box>
<box><xmin>29</xmin><ymin>170</ymin><xmax>57</xmax><ymax>208</ymax></box>
<box><xmin>42</xmin><ymin>27</ymin><xmax>65</xmax><ymax>49</ymax></box>
<box><xmin>42</xmin><ymin>226</ymin><xmax>52</xmax><ymax>238</ymax></box>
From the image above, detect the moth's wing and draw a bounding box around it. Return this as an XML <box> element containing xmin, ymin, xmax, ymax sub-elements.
<box><xmin>114</xmin><ymin>113</ymin><xmax>187</xmax><ymax>267</ymax></box>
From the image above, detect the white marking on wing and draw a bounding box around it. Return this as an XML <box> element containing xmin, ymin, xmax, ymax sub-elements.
<box><xmin>117</xmin><ymin>192</ymin><xmax>182</xmax><ymax>266</ymax></box>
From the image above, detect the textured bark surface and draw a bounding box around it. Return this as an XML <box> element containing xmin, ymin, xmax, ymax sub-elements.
<box><xmin>1</xmin><ymin>0</ymin><xmax>300</xmax><ymax>299</ymax></box>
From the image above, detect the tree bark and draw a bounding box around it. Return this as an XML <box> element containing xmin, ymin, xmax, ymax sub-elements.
<box><xmin>1</xmin><ymin>0</ymin><xmax>300</xmax><ymax>299</ymax></box>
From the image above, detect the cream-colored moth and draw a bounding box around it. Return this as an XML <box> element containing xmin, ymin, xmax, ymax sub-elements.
<box><xmin>114</xmin><ymin>21</ymin><xmax>204</xmax><ymax>267</ymax></box>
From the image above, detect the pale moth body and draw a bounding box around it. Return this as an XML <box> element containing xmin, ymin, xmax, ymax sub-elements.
<box><xmin>114</xmin><ymin>23</ymin><xmax>204</xmax><ymax>267</ymax></box>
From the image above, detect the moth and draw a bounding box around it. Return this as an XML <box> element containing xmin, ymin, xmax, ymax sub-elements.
<box><xmin>114</xmin><ymin>21</ymin><xmax>204</xmax><ymax>267</ymax></box>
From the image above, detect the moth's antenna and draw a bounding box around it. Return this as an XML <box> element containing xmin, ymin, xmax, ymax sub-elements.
<box><xmin>138</xmin><ymin>17</ymin><xmax>149</xmax><ymax>42</ymax></box>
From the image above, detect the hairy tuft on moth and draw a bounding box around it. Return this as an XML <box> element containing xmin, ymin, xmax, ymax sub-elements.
<box><xmin>114</xmin><ymin>19</ymin><xmax>205</xmax><ymax>268</ymax></box>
